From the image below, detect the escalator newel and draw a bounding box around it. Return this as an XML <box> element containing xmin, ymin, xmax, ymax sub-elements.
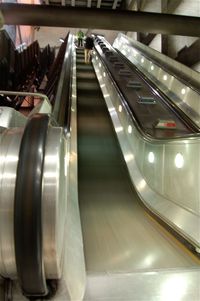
<box><xmin>14</xmin><ymin>114</ymin><xmax>49</xmax><ymax>298</ymax></box>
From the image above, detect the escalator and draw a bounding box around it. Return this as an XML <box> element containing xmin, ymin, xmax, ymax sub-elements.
<box><xmin>0</xmin><ymin>37</ymin><xmax>199</xmax><ymax>300</ymax></box>
<box><xmin>76</xmin><ymin>48</ymin><xmax>200</xmax><ymax>299</ymax></box>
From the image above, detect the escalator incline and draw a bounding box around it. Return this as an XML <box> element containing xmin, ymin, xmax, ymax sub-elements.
<box><xmin>76</xmin><ymin>48</ymin><xmax>199</xmax><ymax>275</ymax></box>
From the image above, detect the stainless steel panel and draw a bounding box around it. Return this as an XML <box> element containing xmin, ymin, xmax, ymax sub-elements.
<box><xmin>42</xmin><ymin>127</ymin><xmax>67</xmax><ymax>279</ymax></box>
<box><xmin>84</xmin><ymin>269</ymin><xmax>200</xmax><ymax>301</ymax></box>
<box><xmin>0</xmin><ymin>107</ymin><xmax>27</xmax><ymax>128</ymax></box>
<box><xmin>50</xmin><ymin>43</ymin><xmax>86</xmax><ymax>301</ymax></box>
<box><xmin>75</xmin><ymin>52</ymin><xmax>200</xmax><ymax>301</ymax></box>
<box><xmin>164</xmin><ymin>142</ymin><xmax>200</xmax><ymax>213</ymax></box>
<box><xmin>80</xmin><ymin>183</ymin><xmax>199</xmax><ymax>272</ymax></box>
<box><xmin>0</xmin><ymin>128</ymin><xmax>24</xmax><ymax>278</ymax></box>
<box><xmin>113</xmin><ymin>34</ymin><xmax>200</xmax><ymax>127</ymax></box>
<box><xmin>93</xmin><ymin>53</ymin><xmax>200</xmax><ymax>248</ymax></box>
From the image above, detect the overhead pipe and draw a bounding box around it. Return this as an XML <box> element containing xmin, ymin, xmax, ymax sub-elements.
<box><xmin>1</xmin><ymin>3</ymin><xmax>200</xmax><ymax>37</ymax></box>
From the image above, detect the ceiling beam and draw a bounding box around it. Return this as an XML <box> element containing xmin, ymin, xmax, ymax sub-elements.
<box><xmin>1</xmin><ymin>3</ymin><xmax>200</xmax><ymax>37</ymax></box>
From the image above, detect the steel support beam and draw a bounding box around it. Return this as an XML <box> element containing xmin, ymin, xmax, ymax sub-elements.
<box><xmin>1</xmin><ymin>3</ymin><xmax>200</xmax><ymax>37</ymax></box>
<box><xmin>140</xmin><ymin>33</ymin><xmax>156</xmax><ymax>45</ymax></box>
<box><xmin>175</xmin><ymin>39</ymin><xmax>200</xmax><ymax>67</ymax></box>
<box><xmin>161</xmin><ymin>34</ymin><xmax>169</xmax><ymax>55</ymax></box>
<box><xmin>136</xmin><ymin>31</ymin><xmax>142</xmax><ymax>42</ymax></box>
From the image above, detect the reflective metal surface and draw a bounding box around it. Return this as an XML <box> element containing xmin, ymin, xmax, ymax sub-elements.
<box><xmin>113</xmin><ymin>34</ymin><xmax>200</xmax><ymax>92</ymax></box>
<box><xmin>0</xmin><ymin>90</ymin><xmax>51</xmax><ymax>106</ymax></box>
<box><xmin>45</xmin><ymin>41</ymin><xmax>86</xmax><ymax>300</ymax></box>
<box><xmin>0</xmin><ymin>128</ymin><xmax>23</xmax><ymax>278</ymax></box>
<box><xmin>78</xmin><ymin>49</ymin><xmax>199</xmax><ymax>300</ymax></box>
<box><xmin>113</xmin><ymin>34</ymin><xmax>200</xmax><ymax>127</ymax></box>
<box><xmin>60</xmin><ymin>42</ymin><xmax>86</xmax><ymax>301</ymax></box>
<box><xmin>8</xmin><ymin>39</ymin><xmax>200</xmax><ymax>301</ymax></box>
<box><xmin>0</xmin><ymin>90</ymin><xmax>52</xmax><ymax>118</ymax></box>
<box><xmin>42</xmin><ymin>127</ymin><xmax>67</xmax><ymax>279</ymax></box>
<box><xmin>0</xmin><ymin>107</ymin><xmax>27</xmax><ymax>128</ymax></box>
<box><xmin>93</xmin><ymin>52</ymin><xmax>200</xmax><ymax>248</ymax></box>
<box><xmin>84</xmin><ymin>269</ymin><xmax>200</xmax><ymax>301</ymax></box>
<box><xmin>0</xmin><ymin>123</ymin><xmax>68</xmax><ymax>281</ymax></box>
<box><xmin>0</xmin><ymin>41</ymin><xmax>85</xmax><ymax>299</ymax></box>
<box><xmin>94</xmin><ymin>38</ymin><xmax>196</xmax><ymax>137</ymax></box>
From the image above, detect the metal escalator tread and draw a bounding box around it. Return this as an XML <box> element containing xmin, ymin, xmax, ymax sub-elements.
<box><xmin>76</xmin><ymin>49</ymin><xmax>199</xmax><ymax>273</ymax></box>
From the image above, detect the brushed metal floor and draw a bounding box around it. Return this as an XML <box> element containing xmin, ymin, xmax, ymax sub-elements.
<box><xmin>76</xmin><ymin>50</ymin><xmax>199</xmax><ymax>274</ymax></box>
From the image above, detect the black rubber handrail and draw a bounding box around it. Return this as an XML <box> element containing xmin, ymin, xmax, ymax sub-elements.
<box><xmin>94</xmin><ymin>38</ymin><xmax>200</xmax><ymax>142</ymax></box>
<box><xmin>95</xmin><ymin>37</ymin><xmax>199</xmax><ymax>134</ymax></box>
<box><xmin>115</xmin><ymin>47</ymin><xmax>200</xmax><ymax>133</ymax></box>
<box><xmin>14</xmin><ymin>114</ymin><xmax>49</xmax><ymax>297</ymax></box>
<box><xmin>120</xmin><ymin>34</ymin><xmax>200</xmax><ymax>94</ymax></box>
<box><xmin>53</xmin><ymin>32</ymin><xmax>73</xmax><ymax>130</ymax></box>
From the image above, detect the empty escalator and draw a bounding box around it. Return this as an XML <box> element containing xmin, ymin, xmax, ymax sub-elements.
<box><xmin>76</xmin><ymin>48</ymin><xmax>200</xmax><ymax>300</ymax></box>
